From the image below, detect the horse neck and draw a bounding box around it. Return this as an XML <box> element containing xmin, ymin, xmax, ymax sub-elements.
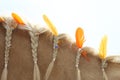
<box><xmin>0</xmin><ymin>25</ymin><xmax>6</xmax><ymax>75</ymax></box>
<box><xmin>0</xmin><ymin>24</ymin><xmax>105</xmax><ymax>80</ymax></box>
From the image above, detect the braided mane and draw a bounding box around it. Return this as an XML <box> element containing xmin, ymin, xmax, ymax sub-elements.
<box><xmin>1</xmin><ymin>15</ymin><xmax>120</xmax><ymax>80</ymax></box>
<box><xmin>0</xmin><ymin>16</ymin><xmax>76</xmax><ymax>80</ymax></box>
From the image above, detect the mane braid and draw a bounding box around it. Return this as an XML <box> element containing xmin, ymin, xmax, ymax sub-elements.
<box><xmin>75</xmin><ymin>48</ymin><xmax>82</xmax><ymax>80</ymax></box>
<box><xmin>44</xmin><ymin>36</ymin><xmax>58</xmax><ymax>80</ymax></box>
<box><xmin>1</xmin><ymin>18</ymin><xmax>17</xmax><ymax>80</ymax></box>
<box><xmin>101</xmin><ymin>59</ymin><xmax>108</xmax><ymax>80</ymax></box>
<box><xmin>99</xmin><ymin>35</ymin><xmax>108</xmax><ymax>80</ymax></box>
<box><xmin>29</xmin><ymin>27</ymin><xmax>41</xmax><ymax>80</ymax></box>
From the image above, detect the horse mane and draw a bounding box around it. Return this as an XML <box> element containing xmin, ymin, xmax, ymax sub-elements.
<box><xmin>82</xmin><ymin>46</ymin><xmax>98</xmax><ymax>56</ymax></box>
<box><xmin>0</xmin><ymin>17</ymin><xmax>73</xmax><ymax>47</ymax></box>
<box><xmin>0</xmin><ymin>16</ymin><xmax>98</xmax><ymax>55</ymax></box>
<box><xmin>0</xmin><ymin>17</ymin><xmax>101</xmax><ymax>62</ymax></box>
<box><xmin>1</xmin><ymin>16</ymin><xmax>108</xmax><ymax>80</ymax></box>
<box><xmin>106</xmin><ymin>56</ymin><xmax>120</xmax><ymax>63</ymax></box>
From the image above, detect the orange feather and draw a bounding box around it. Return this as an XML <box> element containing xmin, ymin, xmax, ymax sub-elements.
<box><xmin>75</xmin><ymin>27</ymin><xmax>85</xmax><ymax>48</ymax></box>
<box><xmin>11</xmin><ymin>12</ymin><xmax>25</xmax><ymax>25</ymax></box>
<box><xmin>75</xmin><ymin>27</ymin><xmax>89</xmax><ymax>61</ymax></box>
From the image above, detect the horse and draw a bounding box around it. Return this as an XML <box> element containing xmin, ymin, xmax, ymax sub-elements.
<box><xmin>0</xmin><ymin>16</ymin><xmax>120</xmax><ymax>80</ymax></box>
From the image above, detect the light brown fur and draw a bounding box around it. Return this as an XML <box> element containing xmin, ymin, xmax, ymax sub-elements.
<box><xmin>105</xmin><ymin>56</ymin><xmax>120</xmax><ymax>80</ymax></box>
<box><xmin>0</xmin><ymin>21</ymin><xmax>120</xmax><ymax>80</ymax></box>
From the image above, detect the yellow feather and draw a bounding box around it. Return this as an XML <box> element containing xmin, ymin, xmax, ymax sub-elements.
<box><xmin>99</xmin><ymin>35</ymin><xmax>108</xmax><ymax>59</ymax></box>
<box><xmin>43</xmin><ymin>14</ymin><xmax>58</xmax><ymax>36</ymax></box>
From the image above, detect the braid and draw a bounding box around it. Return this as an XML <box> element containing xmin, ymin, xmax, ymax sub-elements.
<box><xmin>75</xmin><ymin>48</ymin><xmax>82</xmax><ymax>80</ymax></box>
<box><xmin>29</xmin><ymin>27</ymin><xmax>40</xmax><ymax>80</ymax></box>
<box><xmin>44</xmin><ymin>36</ymin><xmax>58</xmax><ymax>80</ymax></box>
<box><xmin>1</xmin><ymin>17</ymin><xmax>17</xmax><ymax>80</ymax></box>
<box><xmin>101</xmin><ymin>59</ymin><xmax>108</xmax><ymax>80</ymax></box>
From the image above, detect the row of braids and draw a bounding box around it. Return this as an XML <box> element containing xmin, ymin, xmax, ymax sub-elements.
<box><xmin>75</xmin><ymin>27</ymin><xmax>108</xmax><ymax>80</ymax></box>
<box><xmin>0</xmin><ymin>13</ymin><xmax>42</xmax><ymax>80</ymax></box>
<box><xmin>43</xmin><ymin>15</ymin><xmax>86</xmax><ymax>80</ymax></box>
<box><xmin>40</xmin><ymin>14</ymin><xmax>108</xmax><ymax>80</ymax></box>
<box><xmin>0</xmin><ymin>13</ymin><xmax>108</xmax><ymax>80</ymax></box>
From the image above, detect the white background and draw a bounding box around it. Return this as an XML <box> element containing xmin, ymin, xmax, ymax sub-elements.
<box><xmin>0</xmin><ymin>0</ymin><xmax>120</xmax><ymax>56</ymax></box>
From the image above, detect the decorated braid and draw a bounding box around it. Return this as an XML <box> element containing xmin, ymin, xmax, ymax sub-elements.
<box><xmin>1</xmin><ymin>17</ymin><xmax>17</xmax><ymax>80</ymax></box>
<box><xmin>29</xmin><ymin>27</ymin><xmax>40</xmax><ymax>80</ymax></box>
<box><xmin>75</xmin><ymin>27</ymin><xmax>86</xmax><ymax>80</ymax></box>
<box><xmin>43</xmin><ymin>14</ymin><xmax>59</xmax><ymax>80</ymax></box>
<box><xmin>99</xmin><ymin>35</ymin><xmax>108</xmax><ymax>80</ymax></box>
